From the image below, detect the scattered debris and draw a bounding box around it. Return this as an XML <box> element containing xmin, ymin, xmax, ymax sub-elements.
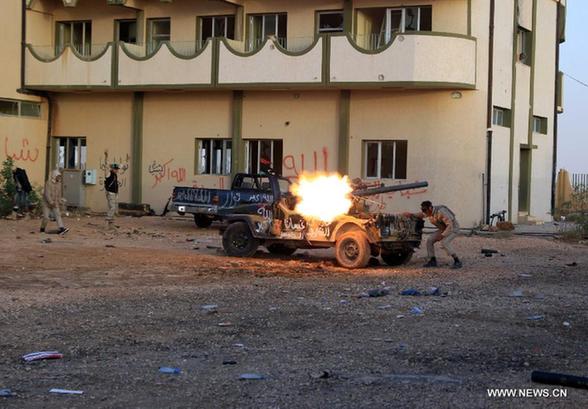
<box><xmin>481</xmin><ymin>248</ymin><xmax>499</xmax><ymax>255</ymax></box>
<box><xmin>233</xmin><ymin>343</ymin><xmax>245</xmax><ymax>348</ymax></box>
<box><xmin>563</xmin><ymin>321</ymin><xmax>571</xmax><ymax>327</ymax></box>
<box><xmin>357</xmin><ymin>374</ymin><xmax>462</xmax><ymax>385</ymax></box>
<box><xmin>159</xmin><ymin>367</ymin><xmax>181</xmax><ymax>374</ymax></box>
<box><xmin>377</xmin><ymin>304</ymin><xmax>392</xmax><ymax>310</ymax></box>
<box><xmin>218</xmin><ymin>322</ymin><xmax>233</xmax><ymax>327</ymax></box>
<box><xmin>201</xmin><ymin>304</ymin><xmax>218</xmax><ymax>313</ymax></box>
<box><xmin>339</xmin><ymin>300</ymin><xmax>349</xmax><ymax>305</ymax></box>
<box><xmin>41</xmin><ymin>238</ymin><xmax>52</xmax><ymax>244</ymax></box>
<box><xmin>239</xmin><ymin>373</ymin><xmax>265</xmax><ymax>380</ymax></box>
<box><xmin>527</xmin><ymin>315</ymin><xmax>545</xmax><ymax>321</ymax></box>
<box><xmin>105</xmin><ymin>244</ymin><xmax>116</xmax><ymax>248</ymax></box>
<box><xmin>310</xmin><ymin>370</ymin><xmax>331</xmax><ymax>379</ymax></box>
<box><xmin>206</xmin><ymin>245</ymin><xmax>221</xmax><ymax>250</ymax></box>
<box><xmin>22</xmin><ymin>351</ymin><xmax>63</xmax><ymax>362</ymax></box>
<box><xmin>49</xmin><ymin>389</ymin><xmax>83</xmax><ymax>395</ymax></box>
<box><xmin>367</xmin><ymin>288</ymin><xmax>390</xmax><ymax>298</ymax></box>
<box><xmin>400</xmin><ymin>287</ymin><xmax>442</xmax><ymax>297</ymax></box>
<box><xmin>396</xmin><ymin>314</ymin><xmax>405</xmax><ymax>319</ymax></box>
<box><xmin>565</xmin><ymin>262</ymin><xmax>577</xmax><ymax>267</ymax></box>
<box><xmin>0</xmin><ymin>389</ymin><xmax>15</xmax><ymax>397</ymax></box>
<box><xmin>400</xmin><ymin>288</ymin><xmax>421</xmax><ymax>296</ymax></box>
<box><xmin>223</xmin><ymin>360</ymin><xmax>237</xmax><ymax>365</ymax></box>
<box><xmin>410</xmin><ymin>307</ymin><xmax>424</xmax><ymax>316</ymax></box>
<box><xmin>518</xmin><ymin>273</ymin><xmax>532</xmax><ymax>278</ymax></box>
<box><xmin>510</xmin><ymin>289</ymin><xmax>524</xmax><ymax>298</ymax></box>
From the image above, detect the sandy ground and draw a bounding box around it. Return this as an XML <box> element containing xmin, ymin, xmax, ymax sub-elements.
<box><xmin>0</xmin><ymin>215</ymin><xmax>587</xmax><ymax>409</ymax></box>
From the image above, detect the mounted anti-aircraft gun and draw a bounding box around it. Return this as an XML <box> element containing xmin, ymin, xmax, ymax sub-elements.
<box><xmin>220</xmin><ymin>174</ymin><xmax>429</xmax><ymax>269</ymax></box>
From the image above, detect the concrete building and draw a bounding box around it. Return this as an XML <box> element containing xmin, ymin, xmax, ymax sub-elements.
<box><xmin>1</xmin><ymin>0</ymin><xmax>565</xmax><ymax>226</ymax></box>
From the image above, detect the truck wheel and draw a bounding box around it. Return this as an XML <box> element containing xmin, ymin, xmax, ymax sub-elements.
<box><xmin>335</xmin><ymin>230</ymin><xmax>371</xmax><ymax>269</ymax></box>
<box><xmin>266</xmin><ymin>243</ymin><xmax>296</xmax><ymax>256</ymax></box>
<box><xmin>194</xmin><ymin>214</ymin><xmax>214</xmax><ymax>228</ymax></box>
<box><xmin>222</xmin><ymin>222</ymin><xmax>259</xmax><ymax>257</ymax></box>
<box><xmin>381</xmin><ymin>249</ymin><xmax>413</xmax><ymax>266</ymax></box>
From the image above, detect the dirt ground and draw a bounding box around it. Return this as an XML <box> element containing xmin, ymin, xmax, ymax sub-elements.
<box><xmin>0</xmin><ymin>215</ymin><xmax>587</xmax><ymax>409</ymax></box>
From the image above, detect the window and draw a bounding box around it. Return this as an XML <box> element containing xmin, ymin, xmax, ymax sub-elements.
<box><xmin>0</xmin><ymin>99</ymin><xmax>41</xmax><ymax>118</ymax></box>
<box><xmin>518</xmin><ymin>26</ymin><xmax>532</xmax><ymax>65</ymax></box>
<box><xmin>0</xmin><ymin>100</ymin><xmax>19</xmax><ymax>116</ymax></box>
<box><xmin>116</xmin><ymin>19</ymin><xmax>137</xmax><ymax>44</ymax></box>
<box><xmin>56</xmin><ymin>137</ymin><xmax>87</xmax><ymax>170</ymax></box>
<box><xmin>245</xmin><ymin>139</ymin><xmax>283</xmax><ymax>175</ymax></box>
<box><xmin>197</xmin><ymin>139</ymin><xmax>232</xmax><ymax>175</ymax></box>
<box><xmin>384</xmin><ymin>6</ymin><xmax>431</xmax><ymax>40</ymax></box>
<box><xmin>20</xmin><ymin>102</ymin><xmax>41</xmax><ymax>118</ymax></box>
<box><xmin>148</xmin><ymin>18</ymin><xmax>171</xmax><ymax>53</ymax></box>
<box><xmin>317</xmin><ymin>10</ymin><xmax>344</xmax><ymax>33</ymax></box>
<box><xmin>492</xmin><ymin>107</ymin><xmax>511</xmax><ymax>127</ymax></box>
<box><xmin>56</xmin><ymin>20</ymin><xmax>92</xmax><ymax>56</ymax></box>
<box><xmin>532</xmin><ymin>116</ymin><xmax>548</xmax><ymax>134</ymax></box>
<box><xmin>200</xmin><ymin>15</ymin><xmax>235</xmax><ymax>46</ymax></box>
<box><xmin>248</xmin><ymin>13</ymin><xmax>287</xmax><ymax>50</ymax></box>
<box><xmin>364</xmin><ymin>140</ymin><xmax>407</xmax><ymax>179</ymax></box>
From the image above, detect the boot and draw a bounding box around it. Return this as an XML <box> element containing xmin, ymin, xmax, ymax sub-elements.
<box><xmin>451</xmin><ymin>257</ymin><xmax>463</xmax><ymax>269</ymax></box>
<box><xmin>423</xmin><ymin>257</ymin><xmax>438</xmax><ymax>268</ymax></box>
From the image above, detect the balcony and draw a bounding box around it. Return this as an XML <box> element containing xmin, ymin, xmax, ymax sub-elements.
<box><xmin>217</xmin><ymin>37</ymin><xmax>323</xmax><ymax>87</ymax></box>
<box><xmin>25</xmin><ymin>43</ymin><xmax>112</xmax><ymax>89</ymax></box>
<box><xmin>24</xmin><ymin>32</ymin><xmax>477</xmax><ymax>91</ymax></box>
<box><xmin>117</xmin><ymin>41</ymin><xmax>214</xmax><ymax>88</ymax></box>
<box><xmin>329</xmin><ymin>33</ymin><xmax>477</xmax><ymax>89</ymax></box>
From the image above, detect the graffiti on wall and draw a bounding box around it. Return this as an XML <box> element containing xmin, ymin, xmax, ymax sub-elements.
<box><xmin>283</xmin><ymin>147</ymin><xmax>329</xmax><ymax>177</ymax></box>
<box><xmin>148</xmin><ymin>158</ymin><xmax>186</xmax><ymax>188</ymax></box>
<box><xmin>98</xmin><ymin>150</ymin><xmax>130</xmax><ymax>191</ymax></box>
<box><xmin>4</xmin><ymin>137</ymin><xmax>39</xmax><ymax>162</ymax></box>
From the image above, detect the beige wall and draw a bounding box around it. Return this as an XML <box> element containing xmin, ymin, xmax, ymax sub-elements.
<box><xmin>349</xmin><ymin>89</ymin><xmax>487</xmax><ymax>227</ymax></box>
<box><xmin>142</xmin><ymin>92</ymin><xmax>233</xmax><ymax>212</ymax></box>
<box><xmin>491</xmin><ymin>0</ymin><xmax>514</xmax><ymax>109</ymax></box>
<box><xmin>52</xmin><ymin>93</ymin><xmax>134</xmax><ymax>211</ymax></box>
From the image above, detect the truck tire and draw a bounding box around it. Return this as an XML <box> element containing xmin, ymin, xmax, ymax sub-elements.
<box><xmin>222</xmin><ymin>222</ymin><xmax>259</xmax><ymax>257</ymax></box>
<box><xmin>194</xmin><ymin>214</ymin><xmax>214</xmax><ymax>228</ymax></box>
<box><xmin>335</xmin><ymin>230</ymin><xmax>371</xmax><ymax>269</ymax></box>
<box><xmin>266</xmin><ymin>243</ymin><xmax>297</xmax><ymax>256</ymax></box>
<box><xmin>381</xmin><ymin>249</ymin><xmax>413</xmax><ymax>266</ymax></box>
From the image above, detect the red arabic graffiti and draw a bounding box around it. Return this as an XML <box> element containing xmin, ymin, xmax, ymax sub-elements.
<box><xmin>148</xmin><ymin>158</ymin><xmax>186</xmax><ymax>188</ymax></box>
<box><xmin>283</xmin><ymin>147</ymin><xmax>329</xmax><ymax>177</ymax></box>
<box><xmin>4</xmin><ymin>137</ymin><xmax>39</xmax><ymax>162</ymax></box>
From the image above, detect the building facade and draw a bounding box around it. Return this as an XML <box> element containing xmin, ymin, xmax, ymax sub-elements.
<box><xmin>2</xmin><ymin>0</ymin><xmax>565</xmax><ymax>226</ymax></box>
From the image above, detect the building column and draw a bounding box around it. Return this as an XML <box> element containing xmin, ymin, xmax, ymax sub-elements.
<box><xmin>231</xmin><ymin>90</ymin><xmax>243</xmax><ymax>177</ymax></box>
<box><xmin>338</xmin><ymin>90</ymin><xmax>350</xmax><ymax>175</ymax></box>
<box><xmin>131</xmin><ymin>91</ymin><xmax>143</xmax><ymax>204</ymax></box>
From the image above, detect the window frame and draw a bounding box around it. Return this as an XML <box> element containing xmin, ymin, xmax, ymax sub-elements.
<box><xmin>518</xmin><ymin>26</ymin><xmax>533</xmax><ymax>66</ymax></box>
<box><xmin>199</xmin><ymin>15</ymin><xmax>236</xmax><ymax>47</ymax></box>
<box><xmin>55</xmin><ymin>137</ymin><xmax>87</xmax><ymax>170</ymax></box>
<box><xmin>55</xmin><ymin>20</ymin><xmax>92</xmax><ymax>56</ymax></box>
<box><xmin>0</xmin><ymin>99</ymin><xmax>41</xmax><ymax>118</ymax></box>
<box><xmin>115</xmin><ymin>19</ymin><xmax>138</xmax><ymax>44</ymax></box>
<box><xmin>147</xmin><ymin>17</ymin><xmax>171</xmax><ymax>53</ymax></box>
<box><xmin>244</xmin><ymin>139</ymin><xmax>283</xmax><ymax>175</ymax></box>
<box><xmin>247</xmin><ymin>13</ymin><xmax>288</xmax><ymax>50</ymax></box>
<box><xmin>383</xmin><ymin>6</ymin><xmax>432</xmax><ymax>43</ymax></box>
<box><xmin>363</xmin><ymin>140</ymin><xmax>408</xmax><ymax>180</ymax></box>
<box><xmin>196</xmin><ymin>138</ymin><xmax>232</xmax><ymax>175</ymax></box>
<box><xmin>316</xmin><ymin>10</ymin><xmax>345</xmax><ymax>34</ymax></box>
<box><xmin>492</xmin><ymin>106</ymin><xmax>512</xmax><ymax>128</ymax></box>
<box><xmin>532</xmin><ymin>116</ymin><xmax>548</xmax><ymax>134</ymax></box>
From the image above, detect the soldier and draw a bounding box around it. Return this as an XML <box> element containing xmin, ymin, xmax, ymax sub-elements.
<box><xmin>409</xmin><ymin>200</ymin><xmax>462</xmax><ymax>269</ymax></box>
<box><xmin>40</xmin><ymin>170</ymin><xmax>69</xmax><ymax>234</ymax></box>
<box><xmin>104</xmin><ymin>163</ymin><xmax>120</xmax><ymax>227</ymax></box>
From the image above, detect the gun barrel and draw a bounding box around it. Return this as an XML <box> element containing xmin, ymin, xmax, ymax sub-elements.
<box><xmin>352</xmin><ymin>181</ymin><xmax>428</xmax><ymax>197</ymax></box>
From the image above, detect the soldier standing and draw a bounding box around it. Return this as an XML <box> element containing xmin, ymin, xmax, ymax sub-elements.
<box><xmin>105</xmin><ymin>163</ymin><xmax>120</xmax><ymax>226</ymax></box>
<box><xmin>40</xmin><ymin>170</ymin><xmax>69</xmax><ymax>234</ymax></box>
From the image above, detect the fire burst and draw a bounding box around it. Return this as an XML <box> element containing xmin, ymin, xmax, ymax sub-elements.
<box><xmin>291</xmin><ymin>173</ymin><xmax>353</xmax><ymax>223</ymax></box>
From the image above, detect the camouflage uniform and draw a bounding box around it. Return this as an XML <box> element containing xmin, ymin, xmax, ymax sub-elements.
<box><xmin>424</xmin><ymin>205</ymin><xmax>460</xmax><ymax>258</ymax></box>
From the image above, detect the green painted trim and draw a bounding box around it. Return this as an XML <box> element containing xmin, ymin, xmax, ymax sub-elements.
<box><xmin>525</xmin><ymin>0</ymin><xmax>538</xmax><ymax>214</ymax></box>
<box><xmin>24</xmin><ymin>85</ymin><xmax>112</xmax><ymax>90</ymax></box>
<box><xmin>329</xmin><ymin>31</ymin><xmax>476</xmax><ymax>55</ymax></box>
<box><xmin>520</xmin><ymin>144</ymin><xmax>538</xmax><ymax>150</ymax></box>
<box><xmin>231</xmin><ymin>90</ymin><xmax>243</xmax><ymax>177</ymax></box>
<box><xmin>467</xmin><ymin>0</ymin><xmax>472</xmax><ymax>36</ymax></box>
<box><xmin>322</xmin><ymin>34</ymin><xmax>330</xmax><ymax>85</ymax></box>
<box><xmin>219</xmin><ymin>35</ymin><xmax>321</xmax><ymax>58</ymax></box>
<box><xmin>507</xmin><ymin>0</ymin><xmax>518</xmax><ymax>222</ymax></box>
<box><xmin>131</xmin><ymin>92</ymin><xmax>143</xmax><ymax>204</ymax></box>
<box><xmin>119</xmin><ymin>39</ymin><xmax>213</xmax><ymax>61</ymax></box>
<box><xmin>26</xmin><ymin>43</ymin><xmax>112</xmax><ymax>63</ymax></box>
<box><xmin>338</xmin><ymin>90</ymin><xmax>350</xmax><ymax>175</ymax></box>
<box><xmin>112</xmin><ymin>84</ymin><xmax>214</xmax><ymax>90</ymax></box>
<box><xmin>326</xmin><ymin>81</ymin><xmax>476</xmax><ymax>90</ymax></box>
<box><xmin>111</xmin><ymin>41</ymin><xmax>119</xmax><ymax>87</ymax></box>
<box><xmin>136</xmin><ymin>10</ymin><xmax>145</xmax><ymax>46</ymax></box>
<box><xmin>343</xmin><ymin>0</ymin><xmax>353</xmax><ymax>34</ymax></box>
<box><xmin>211</xmin><ymin>38</ymin><xmax>219</xmax><ymax>85</ymax></box>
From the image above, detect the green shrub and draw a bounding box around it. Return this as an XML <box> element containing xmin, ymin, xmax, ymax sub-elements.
<box><xmin>0</xmin><ymin>157</ymin><xmax>17</xmax><ymax>217</ymax></box>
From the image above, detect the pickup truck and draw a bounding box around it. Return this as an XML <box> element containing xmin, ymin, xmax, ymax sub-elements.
<box><xmin>171</xmin><ymin>173</ymin><xmax>291</xmax><ymax>227</ymax></box>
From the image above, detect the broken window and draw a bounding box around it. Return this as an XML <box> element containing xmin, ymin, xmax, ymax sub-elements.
<box><xmin>518</xmin><ymin>26</ymin><xmax>532</xmax><ymax>66</ymax></box>
<box><xmin>245</xmin><ymin>139</ymin><xmax>283</xmax><ymax>175</ymax></box>
<box><xmin>492</xmin><ymin>107</ymin><xmax>511</xmax><ymax>127</ymax></box>
<box><xmin>197</xmin><ymin>139</ymin><xmax>232</xmax><ymax>175</ymax></box>
<box><xmin>116</xmin><ymin>19</ymin><xmax>137</xmax><ymax>44</ymax></box>
<box><xmin>364</xmin><ymin>140</ymin><xmax>407</xmax><ymax>180</ymax></box>
<box><xmin>56</xmin><ymin>137</ymin><xmax>86</xmax><ymax>170</ymax></box>
<box><xmin>200</xmin><ymin>15</ymin><xmax>235</xmax><ymax>47</ymax></box>
<box><xmin>147</xmin><ymin>18</ymin><xmax>171</xmax><ymax>53</ymax></box>
<box><xmin>317</xmin><ymin>10</ymin><xmax>344</xmax><ymax>33</ymax></box>
<box><xmin>56</xmin><ymin>20</ymin><xmax>92</xmax><ymax>56</ymax></box>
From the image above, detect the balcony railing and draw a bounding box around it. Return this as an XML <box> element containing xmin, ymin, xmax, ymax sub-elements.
<box><xmin>24</xmin><ymin>32</ymin><xmax>477</xmax><ymax>90</ymax></box>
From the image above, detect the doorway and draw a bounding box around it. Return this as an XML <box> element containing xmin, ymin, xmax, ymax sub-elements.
<box><xmin>518</xmin><ymin>148</ymin><xmax>530</xmax><ymax>214</ymax></box>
